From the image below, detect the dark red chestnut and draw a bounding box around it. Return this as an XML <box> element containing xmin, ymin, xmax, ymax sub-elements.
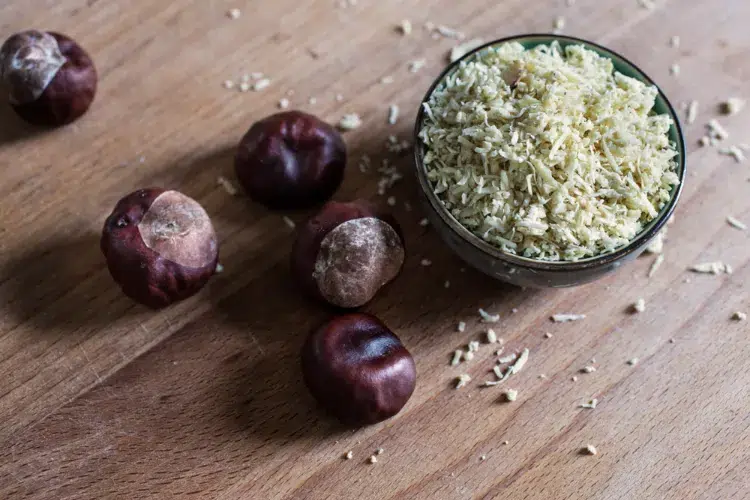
<box><xmin>101</xmin><ymin>188</ymin><xmax>219</xmax><ymax>309</ymax></box>
<box><xmin>291</xmin><ymin>200</ymin><xmax>405</xmax><ymax>308</ymax></box>
<box><xmin>234</xmin><ymin>110</ymin><xmax>346</xmax><ymax>210</ymax></box>
<box><xmin>301</xmin><ymin>313</ymin><xmax>417</xmax><ymax>425</ymax></box>
<box><xmin>0</xmin><ymin>30</ymin><xmax>97</xmax><ymax>126</ymax></box>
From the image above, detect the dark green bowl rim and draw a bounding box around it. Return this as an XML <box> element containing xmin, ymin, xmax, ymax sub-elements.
<box><xmin>413</xmin><ymin>34</ymin><xmax>687</xmax><ymax>272</ymax></box>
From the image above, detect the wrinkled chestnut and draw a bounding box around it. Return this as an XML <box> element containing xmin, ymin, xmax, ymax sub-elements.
<box><xmin>0</xmin><ymin>30</ymin><xmax>97</xmax><ymax>126</ymax></box>
<box><xmin>301</xmin><ymin>313</ymin><xmax>417</xmax><ymax>425</ymax></box>
<box><xmin>101</xmin><ymin>188</ymin><xmax>219</xmax><ymax>309</ymax></box>
<box><xmin>291</xmin><ymin>200</ymin><xmax>405</xmax><ymax>308</ymax></box>
<box><xmin>234</xmin><ymin>111</ymin><xmax>346</xmax><ymax>209</ymax></box>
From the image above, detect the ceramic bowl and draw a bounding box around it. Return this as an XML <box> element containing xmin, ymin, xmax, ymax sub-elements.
<box><xmin>413</xmin><ymin>34</ymin><xmax>686</xmax><ymax>288</ymax></box>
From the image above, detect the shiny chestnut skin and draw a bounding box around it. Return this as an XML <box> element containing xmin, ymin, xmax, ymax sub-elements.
<box><xmin>291</xmin><ymin>200</ymin><xmax>405</xmax><ymax>308</ymax></box>
<box><xmin>0</xmin><ymin>30</ymin><xmax>97</xmax><ymax>126</ymax></box>
<box><xmin>101</xmin><ymin>188</ymin><xmax>219</xmax><ymax>309</ymax></box>
<box><xmin>234</xmin><ymin>111</ymin><xmax>346</xmax><ymax>209</ymax></box>
<box><xmin>301</xmin><ymin>313</ymin><xmax>417</xmax><ymax>425</ymax></box>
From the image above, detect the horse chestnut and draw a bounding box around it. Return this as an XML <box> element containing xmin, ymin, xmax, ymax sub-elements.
<box><xmin>301</xmin><ymin>313</ymin><xmax>417</xmax><ymax>425</ymax></box>
<box><xmin>101</xmin><ymin>188</ymin><xmax>219</xmax><ymax>309</ymax></box>
<box><xmin>234</xmin><ymin>111</ymin><xmax>346</xmax><ymax>209</ymax></box>
<box><xmin>291</xmin><ymin>200</ymin><xmax>405</xmax><ymax>308</ymax></box>
<box><xmin>0</xmin><ymin>30</ymin><xmax>97</xmax><ymax>126</ymax></box>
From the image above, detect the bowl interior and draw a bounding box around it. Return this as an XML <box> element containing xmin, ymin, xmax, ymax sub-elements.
<box><xmin>414</xmin><ymin>34</ymin><xmax>686</xmax><ymax>270</ymax></box>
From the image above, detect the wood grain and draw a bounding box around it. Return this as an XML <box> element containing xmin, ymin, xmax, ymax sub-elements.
<box><xmin>1</xmin><ymin>0</ymin><xmax>748</xmax><ymax>498</ymax></box>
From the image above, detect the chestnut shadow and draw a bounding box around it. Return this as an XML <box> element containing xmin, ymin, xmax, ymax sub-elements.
<box><xmin>0</xmin><ymin>232</ymin><xmax>137</xmax><ymax>334</ymax></box>
<box><xmin>0</xmin><ymin>104</ymin><xmax>50</xmax><ymax>146</ymax></box>
<box><xmin>211</xmin><ymin>261</ymin><xmax>352</xmax><ymax>442</ymax></box>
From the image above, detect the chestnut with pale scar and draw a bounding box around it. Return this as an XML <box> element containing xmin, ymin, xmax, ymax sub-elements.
<box><xmin>292</xmin><ymin>200</ymin><xmax>405</xmax><ymax>308</ymax></box>
<box><xmin>101</xmin><ymin>188</ymin><xmax>219</xmax><ymax>309</ymax></box>
<box><xmin>0</xmin><ymin>30</ymin><xmax>97</xmax><ymax>126</ymax></box>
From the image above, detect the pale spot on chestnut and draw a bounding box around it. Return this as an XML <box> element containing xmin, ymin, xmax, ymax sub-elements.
<box><xmin>0</xmin><ymin>30</ymin><xmax>97</xmax><ymax>126</ymax></box>
<box><xmin>291</xmin><ymin>200</ymin><xmax>405</xmax><ymax>308</ymax></box>
<box><xmin>101</xmin><ymin>189</ymin><xmax>219</xmax><ymax>309</ymax></box>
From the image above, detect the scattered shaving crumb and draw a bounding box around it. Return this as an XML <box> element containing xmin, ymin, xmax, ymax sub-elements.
<box><xmin>580</xmin><ymin>399</ymin><xmax>598</xmax><ymax>409</ymax></box>
<box><xmin>503</xmin><ymin>440</ymin><xmax>509</xmax><ymax>445</ymax></box>
<box><xmin>421</xmin><ymin>258</ymin><xmax>432</xmax><ymax>266</ymax></box>
<box><xmin>494</xmin><ymin>348</ymin><xmax>504</xmax><ymax>356</ymax></box>
<box><xmin>387</xmin><ymin>196</ymin><xmax>396</xmax><ymax>207</ymax></box>
<box><xmin>345</xmin><ymin>451</ymin><xmax>353</xmax><ymax>460</ymax></box>
<box><xmin>451</xmin><ymin>349</ymin><xmax>464</xmax><ymax>366</ymax></box>
<box><xmin>449</xmin><ymin>39</ymin><xmax>485</xmax><ymax>63</ymax></box>
<box><xmin>369</xmin><ymin>455</ymin><xmax>378</xmax><ymax>464</ymax></box>
<box><xmin>468</xmin><ymin>341</ymin><xmax>480</xmax><ymax>353</ymax></box>
<box><xmin>380</xmin><ymin>75</ymin><xmax>394</xmax><ymax>85</ymax></box>
<box><xmin>339</xmin><ymin>113</ymin><xmax>362</xmax><ymax>131</ymax></box>
<box><xmin>309</xmin><ymin>97</ymin><xmax>318</xmax><ymax>105</ymax></box>
<box><xmin>509</xmin><ymin>348</ymin><xmax>530</xmax><ymax>375</ymax></box>
<box><xmin>457</xmin><ymin>321</ymin><xmax>466</xmax><ymax>333</ymax></box>
<box><xmin>686</xmin><ymin>100</ymin><xmax>699</xmax><ymax>124</ymax></box>
<box><xmin>572</xmin><ymin>376</ymin><xmax>578</xmax><ymax>382</ymax></box>
<box><xmin>719</xmin><ymin>145</ymin><xmax>746</xmax><ymax>163</ymax></box>
<box><xmin>727</xmin><ymin>216</ymin><xmax>747</xmax><ymax>230</ymax></box>
<box><xmin>669</xmin><ymin>338</ymin><xmax>676</xmax><ymax>343</ymax></box>
<box><xmin>551</xmin><ymin>314</ymin><xmax>586</xmax><ymax>323</ymax></box>
<box><xmin>707</xmin><ymin>119</ymin><xmax>729</xmax><ymax>141</ymax></box>
<box><xmin>669</xmin><ymin>35</ymin><xmax>680</xmax><ymax>48</ymax></box>
<box><xmin>227</xmin><ymin>8</ymin><xmax>241</xmax><ymax>19</ymax></box>
<box><xmin>479</xmin><ymin>309</ymin><xmax>500</xmax><ymax>323</ymax></box>
<box><xmin>566</xmin><ymin>0</ymin><xmax>576</xmax><ymax>5</ymax></box>
<box><xmin>583</xmin><ymin>444</ymin><xmax>598</xmax><ymax>455</ymax></box>
<box><xmin>498</xmin><ymin>353</ymin><xmax>517</xmax><ymax>364</ymax></box>
<box><xmin>504</xmin><ymin>389</ymin><xmax>518</xmax><ymax>402</ymax></box>
<box><xmin>436</xmin><ymin>25</ymin><xmax>465</xmax><ymax>40</ymax></box>
<box><xmin>252</xmin><ymin>78</ymin><xmax>271</xmax><ymax>91</ymax></box>
<box><xmin>283</xmin><ymin>216</ymin><xmax>296</xmax><ymax>229</ymax></box>
<box><xmin>646</xmin><ymin>230</ymin><xmax>666</xmax><ymax>254</ymax></box>
<box><xmin>451</xmin><ymin>350</ymin><xmax>463</xmax><ymax>366</ymax></box>
<box><xmin>223</xmin><ymin>80</ymin><xmax>235</xmax><ymax>90</ymax></box>
<box><xmin>698</xmin><ymin>136</ymin><xmax>710</xmax><ymax>147</ymax></box>
<box><xmin>553</xmin><ymin>16</ymin><xmax>566</xmax><ymax>32</ymax></box>
<box><xmin>388</xmin><ymin>104</ymin><xmax>400</xmax><ymax>125</ymax></box>
<box><xmin>455</xmin><ymin>374</ymin><xmax>472</xmax><ymax>389</ymax></box>
<box><xmin>732</xmin><ymin>311</ymin><xmax>747</xmax><ymax>321</ymax></box>
<box><xmin>239</xmin><ymin>82</ymin><xmax>251</xmax><ymax>92</ymax></box>
<box><xmin>217</xmin><ymin>176</ymin><xmax>238</xmax><ymax>196</ymax></box>
<box><xmin>376</xmin><ymin>448</ymin><xmax>384</xmax><ymax>455</ymax></box>
<box><xmin>721</xmin><ymin>97</ymin><xmax>746</xmax><ymax>116</ymax></box>
<box><xmin>539</xmin><ymin>374</ymin><xmax>547</xmax><ymax>379</ymax></box>
<box><xmin>399</xmin><ymin>19</ymin><xmax>412</xmax><ymax>36</ymax></box>
<box><xmin>627</xmin><ymin>358</ymin><xmax>639</xmax><ymax>366</ymax></box>
<box><xmin>278</xmin><ymin>98</ymin><xmax>290</xmax><ymax>109</ymax></box>
<box><xmin>648</xmin><ymin>254</ymin><xmax>665</xmax><ymax>278</ymax></box>
<box><xmin>480</xmin><ymin>455</ymin><xmax>487</xmax><ymax>461</ymax></box>
<box><xmin>511</xmin><ymin>308</ymin><xmax>519</xmax><ymax>314</ymax></box>
<box><xmin>486</xmin><ymin>329</ymin><xmax>498</xmax><ymax>343</ymax></box>
<box><xmin>544</xmin><ymin>332</ymin><xmax>553</xmax><ymax>339</ymax></box>
<box><xmin>444</xmin><ymin>280</ymin><xmax>451</xmax><ymax>288</ymax></box>
<box><xmin>669</xmin><ymin>63</ymin><xmax>680</xmax><ymax>76</ymax></box>
<box><xmin>581</xmin><ymin>365</ymin><xmax>596</xmax><ymax>373</ymax></box>
<box><xmin>632</xmin><ymin>298</ymin><xmax>646</xmax><ymax>313</ymax></box>
<box><xmin>419</xmin><ymin>218</ymin><xmax>430</xmax><ymax>227</ymax></box>
<box><xmin>463</xmin><ymin>351</ymin><xmax>475</xmax><ymax>361</ymax></box>
<box><xmin>215</xmin><ymin>263</ymin><xmax>224</xmax><ymax>273</ymax></box>
<box><xmin>409</xmin><ymin>59</ymin><xmax>427</xmax><ymax>73</ymax></box>
<box><xmin>335</xmin><ymin>94</ymin><xmax>344</xmax><ymax>102</ymax></box>
<box><xmin>690</xmin><ymin>261</ymin><xmax>731</xmax><ymax>275</ymax></box>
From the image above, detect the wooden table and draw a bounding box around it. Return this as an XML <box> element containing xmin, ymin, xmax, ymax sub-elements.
<box><xmin>1</xmin><ymin>0</ymin><xmax>748</xmax><ymax>498</ymax></box>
